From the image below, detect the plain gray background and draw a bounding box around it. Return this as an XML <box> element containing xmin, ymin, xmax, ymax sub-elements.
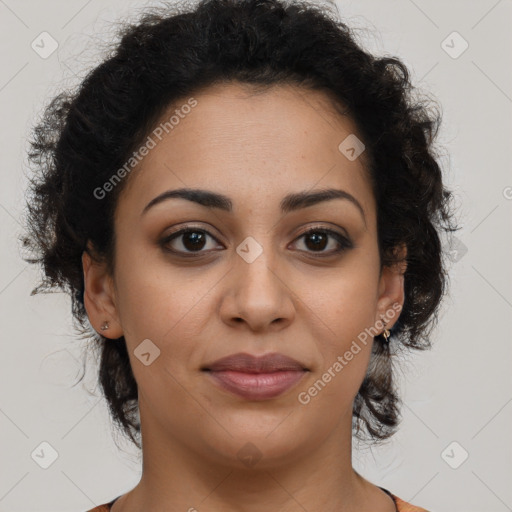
<box><xmin>0</xmin><ymin>0</ymin><xmax>511</xmax><ymax>511</ymax></box>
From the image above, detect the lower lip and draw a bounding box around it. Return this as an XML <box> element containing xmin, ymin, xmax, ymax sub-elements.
<box><xmin>205</xmin><ymin>370</ymin><xmax>307</xmax><ymax>400</ymax></box>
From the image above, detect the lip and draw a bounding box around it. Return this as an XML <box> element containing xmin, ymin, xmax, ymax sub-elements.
<box><xmin>202</xmin><ymin>352</ymin><xmax>309</xmax><ymax>400</ymax></box>
<box><xmin>202</xmin><ymin>352</ymin><xmax>308</xmax><ymax>373</ymax></box>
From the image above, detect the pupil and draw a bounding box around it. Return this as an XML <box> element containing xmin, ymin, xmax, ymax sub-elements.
<box><xmin>184</xmin><ymin>231</ymin><xmax>205</xmax><ymax>251</ymax></box>
<box><xmin>306</xmin><ymin>232</ymin><xmax>327</xmax><ymax>251</ymax></box>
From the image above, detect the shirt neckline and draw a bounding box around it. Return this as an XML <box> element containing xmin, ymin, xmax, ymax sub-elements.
<box><xmin>378</xmin><ymin>486</ymin><xmax>399</xmax><ymax>512</ymax></box>
<box><xmin>108</xmin><ymin>488</ymin><xmax>399</xmax><ymax>511</ymax></box>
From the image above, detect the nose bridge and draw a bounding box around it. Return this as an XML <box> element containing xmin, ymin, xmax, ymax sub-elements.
<box><xmin>224</xmin><ymin>233</ymin><xmax>294</xmax><ymax>328</ymax></box>
<box><xmin>234</xmin><ymin>233</ymin><xmax>281</xmax><ymax>296</ymax></box>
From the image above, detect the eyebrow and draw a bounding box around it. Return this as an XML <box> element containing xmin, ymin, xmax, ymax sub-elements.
<box><xmin>141</xmin><ymin>187</ymin><xmax>366</xmax><ymax>223</ymax></box>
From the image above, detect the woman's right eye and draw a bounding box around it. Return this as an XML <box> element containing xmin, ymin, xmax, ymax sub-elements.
<box><xmin>160</xmin><ymin>228</ymin><xmax>223</xmax><ymax>256</ymax></box>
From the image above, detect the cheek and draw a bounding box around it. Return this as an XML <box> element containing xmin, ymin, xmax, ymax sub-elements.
<box><xmin>113</xmin><ymin>253</ymin><xmax>216</xmax><ymax>377</ymax></box>
<box><xmin>114</xmin><ymin>240</ymin><xmax>201</xmax><ymax>333</ymax></box>
<box><xmin>298</xmin><ymin>261</ymin><xmax>378</xmax><ymax>387</ymax></box>
<box><xmin>304</xmin><ymin>263</ymin><xmax>379</xmax><ymax>339</ymax></box>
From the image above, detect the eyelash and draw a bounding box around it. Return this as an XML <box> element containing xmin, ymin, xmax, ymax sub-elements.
<box><xmin>159</xmin><ymin>224</ymin><xmax>353</xmax><ymax>258</ymax></box>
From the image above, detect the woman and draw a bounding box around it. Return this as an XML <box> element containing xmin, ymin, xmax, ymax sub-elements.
<box><xmin>22</xmin><ymin>0</ymin><xmax>459</xmax><ymax>510</ymax></box>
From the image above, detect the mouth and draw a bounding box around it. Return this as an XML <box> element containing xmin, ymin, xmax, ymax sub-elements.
<box><xmin>201</xmin><ymin>352</ymin><xmax>309</xmax><ymax>401</ymax></box>
<box><xmin>203</xmin><ymin>369</ymin><xmax>308</xmax><ymax>400</ymax></box>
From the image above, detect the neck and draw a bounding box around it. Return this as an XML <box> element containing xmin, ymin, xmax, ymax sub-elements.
<box><xmin>112</xmin><ymin>400</ymin><xmax>394</xmax><ymax>512</ymax></box>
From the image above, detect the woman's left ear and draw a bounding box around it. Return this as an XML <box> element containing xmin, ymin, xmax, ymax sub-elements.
<box><xmin>375</xmin><ymin>243</ymin><xmax>407</xmax><ymax>329</ymax></box>
<box><xmin>81</xmin><ymin>246</ymin><xmax>123</xmax><ymax>339</ymax></box>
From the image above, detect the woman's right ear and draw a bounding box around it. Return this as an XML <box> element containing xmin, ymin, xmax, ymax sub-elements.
<box><xmin>81</xmin><ymin>245</ymin><xmax>123</xmax><ymax>339</ymax></box>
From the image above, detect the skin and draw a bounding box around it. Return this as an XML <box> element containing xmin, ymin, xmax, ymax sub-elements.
<box><xmin>83</xmin><ymin>82</ymin><xmax>407</xmax><ymax>512</ymax></box>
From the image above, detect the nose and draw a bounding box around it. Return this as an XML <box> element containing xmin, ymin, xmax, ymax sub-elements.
<box><xmin>219</xmin><ymin>244</ymin><xmax>295</xmax><ymax>332</ymax></box>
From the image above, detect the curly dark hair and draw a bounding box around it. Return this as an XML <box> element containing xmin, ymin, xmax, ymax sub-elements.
<box><xmin>21</xmin><ymin>0</ymin><xmax>460</xmax><ymax>450</ymax></box>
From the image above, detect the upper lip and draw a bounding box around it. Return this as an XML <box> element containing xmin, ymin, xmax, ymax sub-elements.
<box><xmin>202</xmin><ymin>352</ymin><xmax>308</xmax><ymax>373</ymax></box>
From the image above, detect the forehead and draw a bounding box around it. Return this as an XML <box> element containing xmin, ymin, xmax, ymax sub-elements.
<box><xmin>117</xmin><ymin>82</ymin><xmax>375</xmax><ymax>223</ymax></box>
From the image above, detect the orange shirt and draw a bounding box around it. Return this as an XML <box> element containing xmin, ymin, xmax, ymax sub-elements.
<box><xmin>86</xmin><ymin>487</ymin><xmax>430</xmax><ymax>511</ymax></box>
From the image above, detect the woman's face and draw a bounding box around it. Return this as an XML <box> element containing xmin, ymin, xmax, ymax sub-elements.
<box><xmin>84</xmin><ymin>82</ymin><xmax>405</xmax><ymax>468</ymax></box>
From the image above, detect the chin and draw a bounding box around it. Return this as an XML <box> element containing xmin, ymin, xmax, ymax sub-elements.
<box><xmin>195</xmin><ymin>422</ymin><xmax>313</xmax><ymax>471</ymax></box>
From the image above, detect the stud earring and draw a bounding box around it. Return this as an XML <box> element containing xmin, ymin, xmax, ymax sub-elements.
<box><xmin>100</xmin><ymin>321</ymin><xmax>110</xmax><ymax>331</ymax></box>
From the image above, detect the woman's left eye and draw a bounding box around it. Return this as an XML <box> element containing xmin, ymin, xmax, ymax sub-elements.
<box><xmin>160</xmin><ymin>226</ymin><xmax>353</xmax><ymax>257</ymax></box>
